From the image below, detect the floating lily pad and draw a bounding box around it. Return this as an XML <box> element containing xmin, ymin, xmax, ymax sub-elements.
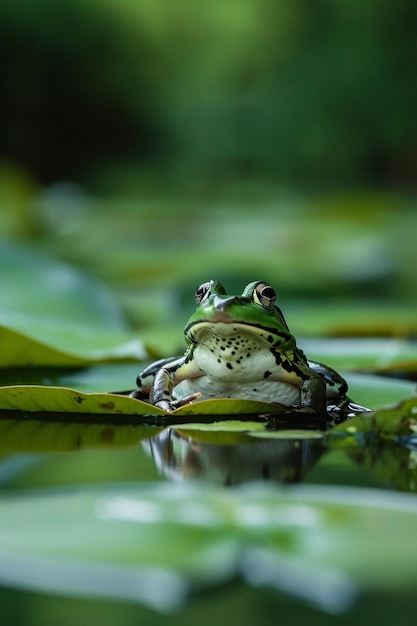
<box><xmin>0</xmin><ymin>385</ymin><xmax>281</xmax><ymax>417</ymax></box>
<box><xmin>0</xmin><ymin>386</ymin><xmax>162</xmax><ymax>416</ymax></box>
<box><xmin>0</xmin><ymin>324</ymin><xmax>146</xmax><ymax>367</ymax></box>
<box><xmin>174</xmin><ymin>420</ymin><xmax>267</xmax><ymax>444</ymax></box>
<box><xmin>0</xmin><ymin>242</ymin><xmax>146</xmax><ymax>366</ymax></box>
<box><xmin>1</xmin><ymin>483</ymin><xmax>417</xmax><ymax>612</ymax></box>
<box><xmin>302</xmin><ymin>338</ymin><xmax>417</xmax><ymax>374</ymax></box>
<box><xmin>331</xmin><ymin>396</ymin><xmax>417</xmax><ymax>440</ymax></box>
<box><xmin>0</xmin><ymin>370</ymin><xmax>413</xmax><ymax>424</ymax></box>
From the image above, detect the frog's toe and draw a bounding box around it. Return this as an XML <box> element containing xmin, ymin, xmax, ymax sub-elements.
<box><xmin>155</xmin><ymin>400</ymin><xmax>176</xmax><ymax>412</ymax></box>
<box><xmin>166</xmin><ymin>392</ymin><xmax>202</xmax><ymax>411</ymax></box>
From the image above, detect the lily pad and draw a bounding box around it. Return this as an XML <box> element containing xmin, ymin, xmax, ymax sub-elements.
<box><xmin>174</xmin><ymin>420</ymin><xmax>268</xmax><ymax>445</ymax></box>
<box><xmin>0</xmin><ymin>386</ymin><xmax>163</xmax><ymax>416</ymax></box>
<box><xmin>0</xmin><ymin>324</ymin><xmax>146</xmax><ymax>367</ymax></box>
<box><xmin>0</xmin><ymin>241</ymin><xmax>146</xmax><ymax>366</ymax></box>
<box><xmin>302</xmin><ymin>338</ymin><xmax>417</xmax><ymax>374</ymax></box>
<box><xmin>1</xmin><ymin>483</ymin><xmax>417</xmax><ymax>612</ymax></box>
<box><xmin>0</xmin><ymin>370</ymin><xmax>413</xmax><ymax>423</ymax></box>
<box><xmin>0</xmin><ymin>385</ymin><xmax>281</xmax><ymax>417</ymax></box>
<box><xmin>331</xmin><ymin>396</ymin><xmax>417</xmax><ymax>440</ymax></box>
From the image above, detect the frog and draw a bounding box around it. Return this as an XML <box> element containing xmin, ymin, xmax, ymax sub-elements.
<box><xmin>132</xmin><ymin>280</ymin><xmax>358</xmax><ymax>416</ymax></box>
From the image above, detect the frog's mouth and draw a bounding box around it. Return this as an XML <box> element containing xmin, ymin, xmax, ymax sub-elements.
<box><xmin>186</xmin><ymin>320</ymin><xmax>278</xmax><ymax>348</ymax></box>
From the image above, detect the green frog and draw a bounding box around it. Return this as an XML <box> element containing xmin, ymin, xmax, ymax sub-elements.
<box><xmin>133</xmin><ymin>280</ymin><xmax>360</xmax><ymax>416</ymax></box>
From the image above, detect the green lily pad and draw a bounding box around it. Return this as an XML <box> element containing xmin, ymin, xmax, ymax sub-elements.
<box><xmin>0</xmin><ymin>324</ymin><xmax>146</xmax><ymax>367</ymax></box>
<box><xmin>326</xmin><ymin>397</ymin><xmax>417</xmax><ymax>491</ymax></box>
<box><xmin>0</xmin><ymin>385</ymin><xmax>281</xmax><ymax>417</ymax></box>
<box><xmin>343</xmin><ymin>372</ymin><xmax>416</xmax><ymax>409</ymax></box>
<box><xmin>0</xmin><ymin>386</ymin><xmax>162</xmax><ymax>416</ymax></box>
<box><xmin>249</xmin><ymin>429</ymin><xmax>324</xmax><ymax>439</ymax></box>
<box><xmin>1</xmin><ymin>483</ymin><xmax>417</xmax><ymax>612</ymax></box>
<box><xmin>174</xmin><ymin>420</ymin><xmax>267</xmax><ymax>444</ymax></box>
<box><xmin>331</xmin><ymin>396</ymin><xmax>417</xmax><ymax>440</ymax></box>
<box><xmin>0</xmin><ymin>242</ymin><xmax>146</xmax><ymax>366</ymax></box>
<box><xmin>302</xmin><ymin>338</ymin><xmax>417</xmax><ymax>374</ymax></box>
<box><xmin>0</xmin><ymin>371</ymin><xmax>413</xmax><ymax>422</ymax></box>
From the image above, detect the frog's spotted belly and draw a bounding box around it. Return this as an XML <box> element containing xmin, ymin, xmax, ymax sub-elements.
<box><xmin>173</xmin><ymin>377</ymin><xmax>301</xmax><ymax>405</ymax></box>
<box><xmin>190</xmin><ymin>331</ymin><xmax>286</xmax><ymax>382</ymax></box>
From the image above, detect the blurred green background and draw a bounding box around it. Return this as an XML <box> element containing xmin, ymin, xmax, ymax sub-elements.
<box><xmin>0</xmin><ymin>0</ymin><xmax>416</xmax><ymax>337</ymax></box>
<box><xmin>1</xmin><ymin>0</ymin><xmax>416</xmax><ymax>188</ymax></box>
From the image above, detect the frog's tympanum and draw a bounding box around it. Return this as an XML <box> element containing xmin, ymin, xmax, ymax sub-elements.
<box><xmin>133</xmin><ymin>280</ymin><xmax>360</xmax><ymax>416</ymax></box>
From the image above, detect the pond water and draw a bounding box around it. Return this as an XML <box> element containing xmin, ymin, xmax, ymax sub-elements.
<box><xmin>0</xmin><ymin>413</ymin><xmax>411</xmax><ymax>491</ymax></box>
<box><xmin>0</xmin><ymin>413</ymin><xmax>416</xmax><ymax>626</ymax></box>
<box><xmin>0</xmin><ymin>418</ymin><xmax>392</xmax><ymax>489</ymax></box>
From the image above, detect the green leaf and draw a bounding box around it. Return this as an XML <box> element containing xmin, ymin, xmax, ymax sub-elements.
<box><xmin>173</xmin><ymin>420</ymin><xmax>268</xmax><ymax>444</ymax></box>
<box><xmin>0</xmin><ymin>371</ymin><xmax>412</xmax><ymax>421</ymax></box>
<box><xmin>0</xmin><ymin>385</ymin><xmax>281</xmax><ymax>417</ymax></box>
<box><xmin>302</xmin><ymin>338</ymin><xmax>417</xmax><ymax>374</ymax></box>
<box><xmin>0</xmin><ymin>241</ymin><xmax>125</xmax><ymax>328</ymax></box>
<box><xmin>327</xmin><ymin>397</ymin><xmax>417</xmax><ymax>491</ymax></box>
<box><xmin>0</xmin><ymin>325</ymin><xmax>146</xmax><ymax>367</ymax></box>
<box><xmin>0</xmin><ymin>386</ymin><xmax>162</xmax><ymax>416</ymax></box>
<box><xmin>331</xmin><ymin>396</ymin><xmax>417</xmax><ymax>439</ymax></box>
<box><xmin>1</xmin><ymin>483</ymin><xmax>417</xmax><ymax>612</ymax></box>
<box><xmin>344</xmin><ymin>373</ymin><xmax>416</xmax><ymax>409</ymax></box>
<box><xmin>0</xmin><ymin>242</ymin><xmax>146</xmax><ymax>366</ymax></box>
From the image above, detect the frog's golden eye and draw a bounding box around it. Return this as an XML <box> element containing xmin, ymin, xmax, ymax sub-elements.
<box><xmin>253</xmin><ymin>282</ymin><xmax>276</xmax><ymax>310</ymax></box>
<box><xmin>195</xmin><ymin>281</ymin><xmax>212</xmax><ymax>305</ymax></box>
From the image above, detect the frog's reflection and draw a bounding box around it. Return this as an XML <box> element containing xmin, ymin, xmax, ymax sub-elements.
<box><xmin>143</xmin><ymin>429</ymin><xmax>324</xmax><ymax>485</ymax></box>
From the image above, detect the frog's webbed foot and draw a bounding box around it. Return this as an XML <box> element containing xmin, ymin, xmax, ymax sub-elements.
<box><xmin>155</xmin><ymin>392</ymin><xmax>202</xmax><ymax>413</ymax></box>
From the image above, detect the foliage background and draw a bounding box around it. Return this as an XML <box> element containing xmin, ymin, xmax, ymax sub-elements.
<box><xmin>0</xmin><ymin>0</ymin><xmax>416</xmax><ymax>334</ymax></box>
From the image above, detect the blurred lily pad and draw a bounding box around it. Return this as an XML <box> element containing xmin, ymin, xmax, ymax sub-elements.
<box><xmin>1</xmin><ymin>483</ymin><xmax>417</xmax><ymax>612</ymax></box>
<box><xmin>0</xmin><ymin>241</ymin><xmax>146</xmax><ymax>366</ymax></box>
<box><xmin>327</xmin><ymin>397</ymin><xmax>417</xmax><ymax>491</ymax></box>
<box><xmin>0</xmin><ymin>325</ymin><xmax>146</xmax><ymax>367</ymax></box>
<box><xmin>302</xmin><ymin>338</ymin><xmax>417</xmax><ymax>374</ymax></box>
<box><xmin>331</xmin><ymin>396</ymin><xmax>417</xmax><ymax>440</ymax></box>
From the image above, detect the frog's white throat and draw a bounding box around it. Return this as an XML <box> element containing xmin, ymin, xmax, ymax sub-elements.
<box><xmin>185</xmin><ymin>321</ymin><xmax>282</xmax><ymax>383</ymax></box>
<box><xmin>187</xmin><ymin>321</ymin><xmax>276</xmax><ymax>348</ymax></box>
<box><xmin>179</xmin><ymin>321</ymin><xmax>300</xmax><ymax>404</ymax></box>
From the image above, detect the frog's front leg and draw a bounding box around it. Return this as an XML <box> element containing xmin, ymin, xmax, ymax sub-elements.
<box><xmin>149</xmin><ymin>367</ymin><xmax>178</xmax><ymax>411</ymax></box>
<box><xmin>298</xmin><ymin>374</ymin><xmax>327</xmax><ymax>413</ymax></box>
<box><xmin>150</xmin><ymin>357</ymin><xmax>202</xmax><ymax>412</ymax></box>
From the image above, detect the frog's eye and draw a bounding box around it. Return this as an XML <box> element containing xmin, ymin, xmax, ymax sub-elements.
<box><xmin>195</xmin><ymin>281</ymin><xmax>213</xmax><ymax>305</ymax></box>
<box><xmin>195</xmin><ymin>280</ymin><xmax>226</xmax><ymax>304</ymax></box>
<box><xmin>253</xmin><ymin>282</ymin><xmax>276</xmax><ymax>310</ymax></box>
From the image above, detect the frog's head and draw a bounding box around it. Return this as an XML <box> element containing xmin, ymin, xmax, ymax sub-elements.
<box><xmin>185</xmin><ymin>280</ymin><xmax>295</xmax><ymax>350</ymax></box>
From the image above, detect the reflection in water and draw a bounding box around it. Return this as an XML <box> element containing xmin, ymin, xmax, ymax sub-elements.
<box><xmin>1</xmin><ymin>415</ymin><xmax>417</xmax><ymax>492</ymax></box>
<box><xmin>339</xmin><ymin>438</ymin><xmax>417</xmax><ymax>493</ymax></box>
<box><xmin>143</xmin><ymin>429</ymin><xmax>324</xmax><ymax>485</ymax></box>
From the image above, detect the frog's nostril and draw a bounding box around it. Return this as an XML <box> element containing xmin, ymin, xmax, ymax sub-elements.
<box><xmin>215</xmin><ymin>296</ymin><xmax>241</xmax><ymax>311</ymax></box>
